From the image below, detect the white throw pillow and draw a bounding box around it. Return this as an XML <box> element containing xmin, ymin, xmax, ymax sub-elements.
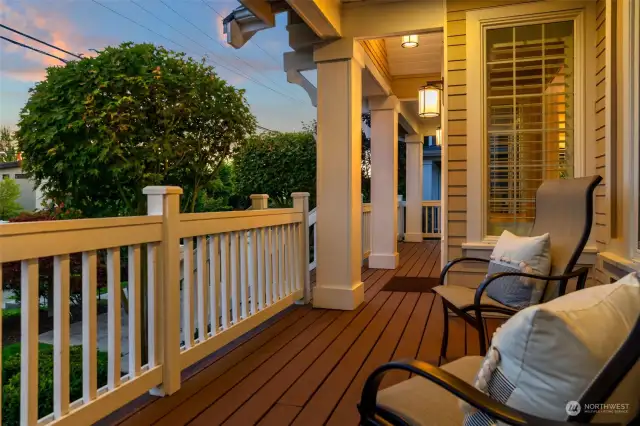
<box><xmin>485</xmin><ymin>230</ymin><xmax>551</xmax><ymax>308</ymax></box>
<box><xmin>464</xmin><ymin>272</ymin><xmax>640</xmax><ymax>425</ymax></box>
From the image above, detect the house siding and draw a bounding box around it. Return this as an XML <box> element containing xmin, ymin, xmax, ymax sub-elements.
<box><xmin>593</xmin><ymin>0</ymin><xmax>609</xmax><ymax>285</ymax></box>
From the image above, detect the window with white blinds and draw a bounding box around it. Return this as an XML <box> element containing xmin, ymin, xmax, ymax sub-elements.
<box><xmin>485</xmin><ymin>22</ymin><xmax>574</xmax><ymax>236</ymax></box>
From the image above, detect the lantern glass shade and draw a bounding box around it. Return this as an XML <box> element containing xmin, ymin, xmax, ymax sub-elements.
<box><xmin>436</xmin><ymin>127</ymin><xmax>442</xmax><ymax>146</ymax></box>
<box><xmin>401</xmin><ymin>35</ymin><xmax>419</xmax><ymax>48</ymax></box>
<box><xmin>419</xmin><ymin>84</ymin><xmax>441</xmax><ymax>118</ymax></box>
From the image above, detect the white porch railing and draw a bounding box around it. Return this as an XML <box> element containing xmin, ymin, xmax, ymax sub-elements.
<box><xmin>307</xmin><ymin>203</ymin><xmax>373</xmax><ymax>272</ymax></box>
<box><xmin>362</xmin><ymin>203</ymin><xmax>372</xmax><ymax>259</ymax></box>
<box><xmin>0</xmin><ymin>188</ymin><xmax>310</xmax><ymax>426</ymax></box>
<box><xmin>422</xmin><ymin>200</ymin><xmax>441</xmax><ymax>238</ymax></box>
<box><xmin>308</xmin><ymin>207</ymin><xmax>317</xmax><ymax>271</ymax></box>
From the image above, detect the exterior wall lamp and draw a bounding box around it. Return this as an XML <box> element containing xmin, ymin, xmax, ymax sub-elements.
<box><xmin>418</xmin><ymin>79</ymin><xmax>444</xmax><ymax>118</ymax></box>
<box><xmin>401</xmin><ymin>35</ymin><xmax>419</xmax><ymax>48</ymax></box>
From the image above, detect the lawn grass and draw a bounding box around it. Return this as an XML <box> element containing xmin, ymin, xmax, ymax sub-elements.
<box><xmin>2</xmin><ymin>342</ymin><xmax>52</xmax><ymax>360</ymax></box>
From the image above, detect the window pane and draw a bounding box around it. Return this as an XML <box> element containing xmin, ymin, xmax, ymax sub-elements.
<box><xmin>486</xmin><ymin>20</ymin><xmax>574</xmax><ymax>236</ymax></box>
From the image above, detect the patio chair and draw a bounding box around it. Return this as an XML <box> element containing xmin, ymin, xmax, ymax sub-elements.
<box><xmin>359</xmin><ymin>277</ymin><xmax>640</xmax><ymax>426</ymax></box>
<box><xmin>433</xmin><ymin>175</ymin><xmax>602</xmax><ymax>357</ymax></box>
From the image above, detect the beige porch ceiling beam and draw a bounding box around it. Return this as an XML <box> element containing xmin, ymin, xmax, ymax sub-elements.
<box><xmin>286</xmin><ymin>0</ymin><xmax>341</xmax><ymax>39</ymax></box>
<box><xmin>341</xmin><ymin>1</ymin><xmax>443</xmax><ymax>39</ymax></box>
<box><xmin>239</xmin><ymin>0</ymin><xmax>275</xmax><ymax>27</ymax></box>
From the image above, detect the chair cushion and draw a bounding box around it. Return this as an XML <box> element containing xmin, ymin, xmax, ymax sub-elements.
<box><xmin>432</xmin><ymin>285</ymin><xmax>511</xmax><ymax>318</ymax></box>
<box><xmin>377</xmin><ymin>356</ymin><xmax>484</xmax><ymax>426</ymax></box>
<box><xmin>485</xmin><ymin>230</ymin><xmax>551</xmax><ymax>309</ymax></box>
<box><xmin>463</xmin><ymin>272</ymin><xmax>640</xmax><ymax>425</ymax></box>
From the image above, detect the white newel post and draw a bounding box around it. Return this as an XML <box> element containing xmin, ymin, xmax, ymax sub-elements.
<box><xmin>292</xmin><ymin>192</ymin><xmax>310</xmax><ymax>303</ymax></box>
<box><xmin>144</xmin><ymin>186</ymin><xmax>182</xmax><ymax>396</ymax></box>
<box><xmin>312</xmin><ymin>38</ymin><xmax>364</xmax><ymax>310</ymax></box>
<box><xmin>405</xmin><ymin>134</ymin><xmax>424</xmax><ymax>242</ymax></box>
<box><xmin>368</xmin><ymin>95</ymin><xmax>400</xmax><ymax>269</ymax></box>
<box><xmin>250</xmin><ymin>194</ymin><xmax>269</xmax><ymax>210</ymax></box>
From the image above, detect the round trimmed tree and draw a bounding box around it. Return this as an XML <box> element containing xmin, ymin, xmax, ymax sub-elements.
<box><xmin>16</xmin><ymin>42</ymin><xmax>256</xmax><ymax>216</ymax></box>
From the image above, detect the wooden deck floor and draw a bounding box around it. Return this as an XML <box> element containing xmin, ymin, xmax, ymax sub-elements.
<box><xmin>103</xmin><ymin>241</ymin><xmax>489</xmax><ymax>426</ymax></box>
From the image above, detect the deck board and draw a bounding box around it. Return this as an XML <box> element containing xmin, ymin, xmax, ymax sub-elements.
<box><xmin>106</xmin><ymin>240</ymin><xmax>501</xmax><ymax>426</ymax></box>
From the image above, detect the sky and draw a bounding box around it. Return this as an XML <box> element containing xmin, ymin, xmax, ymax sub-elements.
<box><xmin>0</xmin><ymin>0</ymin><xmax>317</xmax><ymax>132</ymax></box>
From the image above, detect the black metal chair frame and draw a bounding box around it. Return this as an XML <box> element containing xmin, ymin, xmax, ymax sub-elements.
<box><xmin>359</xmin><ymin>312</ymin><xmax>640</xmax><ymax>426</ymax></box>
<box><xmin>439</xmin><ymin>176</ymin><xmax>602</xmax><ymax>358</ymax></box>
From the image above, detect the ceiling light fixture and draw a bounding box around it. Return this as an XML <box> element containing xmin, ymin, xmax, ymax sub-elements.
<box><xmin>418</xmin><ymin>79</ymin><xmax>444</xmax><ymax>118</ymax></box>
<box><xmin>401</xmin><ymin>35</ymin><xmax>419</xmax><ymax>48</ymax></box>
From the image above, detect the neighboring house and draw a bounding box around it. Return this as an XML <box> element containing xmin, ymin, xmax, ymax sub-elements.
<box><xmin>423</xmin><ymin>134</ymin><xmax>441</xmax><ymax>201</ymax></box>
<box><xmin>0</xmin><ymin>161</ymin><xmax>43</xmax><ymax>211</ymax></box>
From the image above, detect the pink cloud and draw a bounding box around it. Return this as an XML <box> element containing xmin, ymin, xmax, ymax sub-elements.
<box><xmin>0</xmin><ymin>0</ymin><xmax>101</xmax><ymax>82</ymax></box>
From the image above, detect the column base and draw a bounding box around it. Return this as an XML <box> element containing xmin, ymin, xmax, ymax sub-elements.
<box><xmin>404</xmin><ymin>232</ymin><xmax>424</xmax><ymax>243</ymax></box>
<box><xmin>368</xmin><ymin>252</ymin><xmax>400</xmax><ymax>269</ymax></box>
<box><xmin>313</xmin><ymin>282</ymin><xmax>364</xmax><ymax>310</ymax></box>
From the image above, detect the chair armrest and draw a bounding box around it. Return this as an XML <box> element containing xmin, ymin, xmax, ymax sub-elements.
<box><xmin>473</xmin><ymin>267</ymin><xmax>591</xmax><ymax>306</ymax></box>
<box><xmin>359</xmin><ymin>359</ymin><xmax>619</xmax><ymax>426</ymax></box>
<box><xmin>440</xmin><ymin>257</ymin><xmax>490</xmax><ymax>286</ymax></box>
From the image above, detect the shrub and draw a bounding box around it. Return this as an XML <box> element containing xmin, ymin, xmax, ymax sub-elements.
<box><xmin>2</xmin><ymin>345</ymin><xmax>108</xmax><ymax>425</ymax></box>
<box><xmin>0</xmin><ymin>178</ymin><xmax>22</xmax><ymax>220</ymax></box>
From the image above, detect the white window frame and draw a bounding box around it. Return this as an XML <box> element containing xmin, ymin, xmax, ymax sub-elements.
<box><xmin>465</xmin><ymin>1</ymin><xmax>596</xmax><ymax>243</ymax></box>
<box><xmin>621</xmin><ymin>0</ymin><xmax>640</xmax><ymax>263</ymax></box>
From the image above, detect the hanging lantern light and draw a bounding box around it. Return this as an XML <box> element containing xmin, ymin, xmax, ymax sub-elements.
<box><xmin>401</xmin><ymin>35</ymin><xmax>419</xmax><ymax>48</ymax></box>
<box><xmin>436</xmin><ymin>127</ymin><xmax>442</xmax><ymax>146</ymax></box>
<box><xmin>419</xmin><ymin>80</ymin><xmax>443</xmax><ymax>118</ymax></box>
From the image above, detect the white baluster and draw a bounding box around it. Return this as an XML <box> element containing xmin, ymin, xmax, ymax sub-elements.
<box><xmin>82</xmin><ymin>251</ymin><xmax>97</xmax><ymax>402</ymax></box>
<box><xmin>257</xmin><ymin>228</ymin><xmax>266</xmax><ymax>310</ymax></box>
<box><xmin>239</xmin><ymin>231</ymin><xmax>249</xmax><ymax>319</ymax></box>
<box><xmin>21</xmin><ymin>258</ymin><xmax>39</xmax><ymax>425</ymax></box>
<box><xmin>183</xmin><ymin>238</ymin><xmax>194</xmax><ymax>348</ymax></box>
<box><xmin>230</xmin><ymin>232</ymin><xmax>240</xmax><ymax>324</ymax></box>
<box><xmin>278</xmin><ymin>225</ymin><xmax>285</xmax><ymax>299</ymax></box>
<box><xmin>54</xmin><ymin>254</ymin><xmax>70</xmax><ymax>418</ymax></box>
<box><xmin>249</xmin><ymin>230</ymin><xmax>258</xmax><ymax>315</ymax></box>
<box><xmin>209</xmin><ymin>235</ymin><xmax>220</xmax><ymax>335</ymax></box>
<box><xmin>128</xmin><ymin>245</ymin><xmax>141</xmax><ymax>378</ymax></box>
<box><xmin>220</xmin><ymin>233</ymin><xmax>230</xmax><ymax>329</ymax></box>
<box><xmin>147</xmin><ymin>243</ymin><xmax>160</xmax><ymax>367</ymax></box>
<box><xmin>196</xmin><ymin>236</ymin><xmax>209</xmax><ymax>341</ymax></box>
<box><xmin>107</xmin><ymin>247</ymin><xmax>121</xmax><ymax>389</ymax></box>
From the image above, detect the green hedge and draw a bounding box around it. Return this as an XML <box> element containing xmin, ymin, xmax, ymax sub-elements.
<box><xmin>2</xmin><ymin>344</ymin><xmax>108</xmax><ymax>425</ymax></box>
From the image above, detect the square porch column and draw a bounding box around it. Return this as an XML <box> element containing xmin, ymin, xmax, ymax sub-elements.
<box><xmin>368</xmin><ymin>95</ymin><xmax>400</xmax><ymax>269</ymax></box>
<box><xmin>405</xmin><ymin>134</ymin><xmax>424</xmax><ymax>242</ymax></box>
<box><xmin>312</xmin><ymin>40</ymin><xmax>365</xmax><ymax>310</ymax></box>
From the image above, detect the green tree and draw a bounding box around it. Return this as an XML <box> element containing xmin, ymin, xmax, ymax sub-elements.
<box><xmin>0</xmin><ymin>126</ymin><xmax>18</xmax><ymax>163</ymax></box>
<box><xmin>16</xmin><ymin>42</ymin><xmax>255</xmax><ymax>217</ymax></box>
<box><xmin>0</xmin><ymin>178</ymin><xmax>22</xmax><ymax>220</ymax></box>
<box><xmin>234</xmin><ymin>131</ymin><xmax>316</xmax><ymax>208</ymax></box>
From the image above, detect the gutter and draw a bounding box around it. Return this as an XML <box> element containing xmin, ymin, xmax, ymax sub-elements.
<box><xmin>223</xmin><ymin>6</ymin><xmax>274</xmax><ymax>48</ymax></box>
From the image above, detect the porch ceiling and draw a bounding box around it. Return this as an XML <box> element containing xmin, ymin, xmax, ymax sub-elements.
<box><xmin>384</xmin><ymin>32</ymin><xmax>442</xmax><ymax>76</ymax></box>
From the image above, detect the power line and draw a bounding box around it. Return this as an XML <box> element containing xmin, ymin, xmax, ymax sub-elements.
<box><xmin>0</xmin><ymin>36</ymin><xmax>68</xmax><ymax>63</ymax></box>
<box><xmin>199</xmin><ymin>0</ymin><xmax>282</xmax><ymax>65</ymax></box>
<box><xmin>91</xmin><ymin>0</ymin><xmax>303</xmax><ymax>104</ymax></box>
<box><xmin>157</xmin><ymin>0</ymin><xmax>302</xmax><ymax>102</ymax></box>
<box><xmin>0</xmin><ymin>24</ymin><xmax>83</xmax><ymax>59</ymax></box>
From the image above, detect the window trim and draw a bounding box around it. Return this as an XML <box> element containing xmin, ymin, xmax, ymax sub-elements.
<box><xmin>466</xmin><ymin>1</ymin><xmax>595</xmax><ymax>243</ymax></box>
<box><xmin>621</xmin><ymin>0</ymin><xmax>640</xmax><ymax>262</ymax></box>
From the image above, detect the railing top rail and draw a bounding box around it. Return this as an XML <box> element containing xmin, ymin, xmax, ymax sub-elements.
<box><xmin>0</xmin><ymin>215</ymin><xmax>161</xmax><ymax>237</ymax></box>
<box><xmin>0</xmin><ymin>216</ymin><xmax>162</xmax><ymax>263</ymax></box>
<box><xmin>180</xmin><ymin>207</ymin><xmax>298</xmax><ymax>223</ymax></box>
<box><xmin>363</xmin><ymin>204</ymin><xmax>372</xmax><ymax>213</ymax></box>
<box><xmin>421</xmin><ymin>200</ymin><xmax>441</xmax><ymax>206</ymax></box>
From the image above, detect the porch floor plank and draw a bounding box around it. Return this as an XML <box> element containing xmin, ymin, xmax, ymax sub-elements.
<box><xmin>104</xmin><ymin>241</ymin><xmax>500</xmax><ymax>426</ymax></box>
